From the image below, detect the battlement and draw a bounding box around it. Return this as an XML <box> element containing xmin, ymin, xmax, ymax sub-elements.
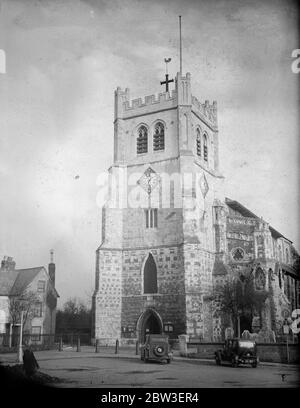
<box><xmin>192</xmin><ymin>95</ymin><xmax>217</xmax><ymax>126</ymax></box>
<box><xmin>123</xmin><ymin>90</ymin><xmax>177</xmax><ymax>111</ymax></box>
<box><xmin>114</xmin><ymin>73</ymin><xmax>218</xmax><ymax>126</ymax></box>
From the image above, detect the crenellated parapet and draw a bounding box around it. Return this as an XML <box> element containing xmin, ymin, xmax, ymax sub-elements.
<box><xmin>192</xmin><ymin>95</ymin><xmax>218</xmax><ymax>127</ymax></box>
<box><xmin>124</xmin><ymin>90</ymin><xmax>177</xmax><ymax>110</ymax></box>
<box><xmin>114</xmin><ymin>73</ymin><xmax>218</xmax><ymax>129</ymax></box>
<box><xmin>114</xmin><ymin>87</ymin><xmax>178</xmax><ymax>120</ymax></box>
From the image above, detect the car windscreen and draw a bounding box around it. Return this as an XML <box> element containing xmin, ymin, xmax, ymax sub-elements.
<box><xmin>238</xmin><ymin>341</ymin><xmax>254</xmax><ymax>348</ymax></box>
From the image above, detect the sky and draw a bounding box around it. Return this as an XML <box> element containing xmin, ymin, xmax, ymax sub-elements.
<box><xmin>0</xmin><ymin>0</ymin><xmax>299</xmax><ymax>306</ymax></box>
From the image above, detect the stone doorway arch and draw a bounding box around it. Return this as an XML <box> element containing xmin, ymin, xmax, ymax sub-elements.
<box><xmin>240</xmin><ymin>314</ymin><xmax>252</xmax><ymax>334</ymax></box>
<box><xmin>136</xmin><ymin>308</ymin><xmax>163</xmax><ymax>343</ymax></box>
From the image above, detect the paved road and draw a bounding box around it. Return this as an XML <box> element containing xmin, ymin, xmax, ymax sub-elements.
<box><xmin>1</xmin><ymin>347</ymin><xmax>299</xmax><ymax>388</ymax></box>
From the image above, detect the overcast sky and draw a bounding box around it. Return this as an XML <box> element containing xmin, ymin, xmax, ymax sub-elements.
<box><xmin>0</xmin><ymin>0</ymin><xmax>299</xmax><ymax>306</ymax></box>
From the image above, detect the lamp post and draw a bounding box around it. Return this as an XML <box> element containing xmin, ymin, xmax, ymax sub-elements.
<box><xmin>17</xmin><ymin>311</ymin><xmax>24</xmax><ymax>363</ymax></box>
<box><xmin>237</xmin><ymin>313</ymin><xmax>241</xmax><ymax>338</ymax></box>
<box><xmin>283</xmin><ymin>320</ymin><xmax>290</xmax><ymax>364</ymax></box>
<box><xmin>9</xmin><ymin>323</ymin><xmax>12</xmax><ymax>348</ymax></box>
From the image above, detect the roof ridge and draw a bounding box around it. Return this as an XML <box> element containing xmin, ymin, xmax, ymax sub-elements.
<box><xmin>15</xmin><ymin>266</ymin><xmax>44</xmax><ymax>271</ymax></box>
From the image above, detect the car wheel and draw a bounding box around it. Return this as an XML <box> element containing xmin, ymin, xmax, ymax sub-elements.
<box><xmin>167</xmin><ymin>359</ymin><xmax>171</xmax><ymax>364</ymax></box>
<box><xmin>153</xmin><ymin>345</ymin><xmax>165</xmax><ymax>357</ymax></box>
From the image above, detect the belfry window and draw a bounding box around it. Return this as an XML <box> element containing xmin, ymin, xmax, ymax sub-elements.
<box><xmin>255</xmin><ymin>267</ymin><xmax>265</xmax><ymax>290</ymax></box>
<box><xmin>143</xmin><ymin>253</ymin><xmax>158</xmax><ymax>294</ymax></box>
<box><xmin>153</xmin><ymin>122</ymin><xmax>165</xmax><ymax>151</ymax></box>
<box><xmin>203</xmin><ymin>134</ymin><xmax>208</xmax><ymax>161</ymax></box>
<box><xmin>137</xmin><ymin>125</ymin><xmax>148</xmax><ymax>154</ymax></box>
<box><xmin>145</xmin><ymin>209</ymin><xmax>158</xmax><ymax>228</ymax></box>
<box><xmin>196</xmin><ymin>128</ymin><xmax>201</xmax><ymax>157</ymax></box>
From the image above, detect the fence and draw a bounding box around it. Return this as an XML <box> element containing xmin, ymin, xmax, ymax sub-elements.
<box><xmin>0</xmin><ymin>332</ymin><xmax>92</xmax><ymax>353</ymax></box>
<box><xmin>184</xmin><ymin>339</ymin><xmax>300</xmax><ymax>364</ymax></box>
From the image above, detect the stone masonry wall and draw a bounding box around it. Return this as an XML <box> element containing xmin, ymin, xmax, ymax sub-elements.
<box><xmin>95</xmin><ymin>249</ymin><xmax>122</xmax><ymax>345</ymax></box>
<box><xmin>184</xmin><ymin>244</ymin><xmax>215</xmax><ymax>339</ymax></box>
<box><xmin>121</xmin><ymin>245</ymin><xmax>186</xmax><ymax>338</ymax></box>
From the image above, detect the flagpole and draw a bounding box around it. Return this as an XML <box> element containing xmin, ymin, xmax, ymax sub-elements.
<box><xmin>179</xmin><ymin>15</ymin><xmax>182</xmax><ymax>76</ymax></box>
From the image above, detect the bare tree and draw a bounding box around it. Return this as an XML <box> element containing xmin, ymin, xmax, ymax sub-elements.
<box><xmin>56</xmin><ymin>297</ymin><xmax>92</xmax><ymax>333</ymax></box>
<box><xmin>9</xmin><ymin>290</ymin><xmax>39</xmax><ymax>329</ymax></box>
<box><xmin>213</xmin><ymin>273</ymin><xmax>269</xmax><ymax>335</ymax></box>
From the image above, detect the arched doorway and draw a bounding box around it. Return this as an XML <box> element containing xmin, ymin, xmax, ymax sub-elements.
<box><xmin>137</xmin><ymin>309</ymin><xmax>163</xmax><ymax>343</ymax></box>
<box><xmin>240</xmin><ymin>314</ymin><xmax>252</xmax><ymax>334</ymax></box>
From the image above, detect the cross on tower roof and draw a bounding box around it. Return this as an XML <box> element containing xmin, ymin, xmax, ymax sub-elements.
<box><xmin>160</xmin><ymin>58</ymin><xmax>174</xmax><ymax>92</ymax></box>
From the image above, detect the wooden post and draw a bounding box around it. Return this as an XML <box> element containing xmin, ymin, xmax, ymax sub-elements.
<box><xmin>115</xmin><ymin>339</ymin><xmax>119</xmax><ymax>354</ymax></box>
<box><xmin>237</xmin><ymin>315</ymin><xmax>241</xmax><ymax>338</ymax></box>
<box><xmin>9</xmin><ymin>323</ymin><xmax>12</xmax><ymax>348</ymax></box>
<box><xmin>135</xmin><ymin>340</ymin><xmax>139</xmax><ymax>355</ymax></box>
<box><xmin>58</xmin><ymin>336</ymin><xmax>63</xmax><ymax>351</ymax></box>
<box><xmin>95</xmin><ymin>339</ymin><xmax>100</xmax><ymax>353</ymax></box>
<box><xmin>17</xmin><ymin>311</ymin><xmax>23</xmax><ymax>363</ymax></box>
<box><xmin>77</xmin><ymin>336</ymin><xmax>81</xmax><ymax>352</ymax></box>
<box><xmin>286</xmin><ymin>334</ymin><xmax>289</xmax><ymax>364</ymax></box>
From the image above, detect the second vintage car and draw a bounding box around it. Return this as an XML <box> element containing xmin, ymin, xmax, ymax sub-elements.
<box><xmin>215</xmin><ymin>338</ymin><xmax>259</xmax><ymax>368</ymax></box>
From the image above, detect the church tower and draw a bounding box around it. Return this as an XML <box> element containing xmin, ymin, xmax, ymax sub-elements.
<box><xmin>93</xmin><ymin>71</ymin><xmax>225</xmax><ymax>344</ymax></box>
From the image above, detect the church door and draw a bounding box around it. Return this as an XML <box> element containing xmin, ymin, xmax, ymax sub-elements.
<box><xmin>138</xmin><ymin>309</ymin><xmax>163</xmax><ymax>343</ymax></box>
<box><xmin>240</xmin><ymin>314</ymin><xmax>252</xmax><ymax>334</ymax></box>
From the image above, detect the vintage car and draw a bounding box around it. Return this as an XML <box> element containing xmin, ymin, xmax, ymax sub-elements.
<box><xmin>140</xmin><ymin>334</ymin><xmax>172</xmax><ymax>364</ymax></box>
<box><xmin>215</xmin><ymin>338</ymin><xmax>259</xmax><ymax>368</ymax></box>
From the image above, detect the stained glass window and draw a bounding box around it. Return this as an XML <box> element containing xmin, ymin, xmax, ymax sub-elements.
<box><xmin>232</xmin><ymin>248</ymin><xmax>245</xmax><ymax>261</ymax></box>
<box><xmin>255</xmin><ymin>267</ymin><xmax>265</xmax><ymax>290</ymax></box>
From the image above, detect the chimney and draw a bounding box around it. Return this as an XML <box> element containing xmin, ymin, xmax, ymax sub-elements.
<box><xmin>48</xmin><ymin>249</ymin><xmax>55</xmax><ymax>286</ymax></box>
<box><xmin>1</xmin><ymin>256</ymin><xmax>16</xmax><ymax>271</ymax></box>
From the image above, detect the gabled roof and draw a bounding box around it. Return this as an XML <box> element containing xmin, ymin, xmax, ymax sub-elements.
<box><xmin>0</xmin><ymin>270</ymin><xmax>19</xmax><ymax>295</ymax></box>
<box><xmin>10</xmin><ymin>267</ymin><xmax>44</xmax><ymax>296</ymax></box>
<box><xmin>0</xmin><ymin>266</ymin><xmax>59</xmax><ymax>298</ymax></box>
<box><xmin>225</xmin><ymin>198</ymin><xmax>258</xmax><ymax>219</ymax></box>
<box><xmin>225</xmin><ymin>197</ymin><xmax>292</xmax><ymax>243</ymax></box>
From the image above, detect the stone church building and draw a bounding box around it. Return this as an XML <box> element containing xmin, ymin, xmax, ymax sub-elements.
<box><xmin>92</xmin><ymin>71</ymin><xmax>299</xmax><ymax>344</ymax></box>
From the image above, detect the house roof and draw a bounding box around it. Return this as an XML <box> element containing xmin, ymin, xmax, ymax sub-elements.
<box><xmin>225</xmin><ymin>198</ymin><xmax>292</xmax><ymax>243</ymax></box>
<box><xmin>10</xmin><ymin>267</ymin><xmax>44</xmax><ymax>296</ymax></box>
<box><xmin>0</xmin><ymin>266</ymin><xmax>59</xmax><ymax>297</ymax></box>
<box><xmin>0</xmin><ymin>269</ymin><xmax>19</xmax><ymax>295</ymax></box>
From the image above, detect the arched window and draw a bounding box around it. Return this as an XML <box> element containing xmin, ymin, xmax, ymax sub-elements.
<box><xmin>196</xmin><ymin>128</ymin><xmax>201</xmax><ymax>157</ymax></box>
<box><xmin>143</xmin><ymin>253</ymin><xmax>158</xmax><ymax>294</ymax></box>
<box><xmin>255</xmin><ymin>267</ymin><xmax>265</xmax><ymax>290</ymax></box>
<box><xmin>153</xmin><ymin>122</ymin><xmax>165</xmax><ymax>151</ymax></box>
<box><xmin>137</xmin><ymin>125</ymin><xmax>148</xmax><ymax>154</ymax></box>
<box><xmin>285</xmin><ymin>248</ymin><xmax>289</xmax><ymax>264</ymax></box>
<box><xmin>278</xmin><ymin>269</ymin><xmax>282</xmax><ymax>289</ymax></box>
<box><xmin>278</xmin><ymin>245</ymin><xmax>282</xmax><ymax>262</ymax></box>
<box><xmin>203</xmin><ymin>134</ymin><xmax>208</xmax><ymax>161</ymax></box>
